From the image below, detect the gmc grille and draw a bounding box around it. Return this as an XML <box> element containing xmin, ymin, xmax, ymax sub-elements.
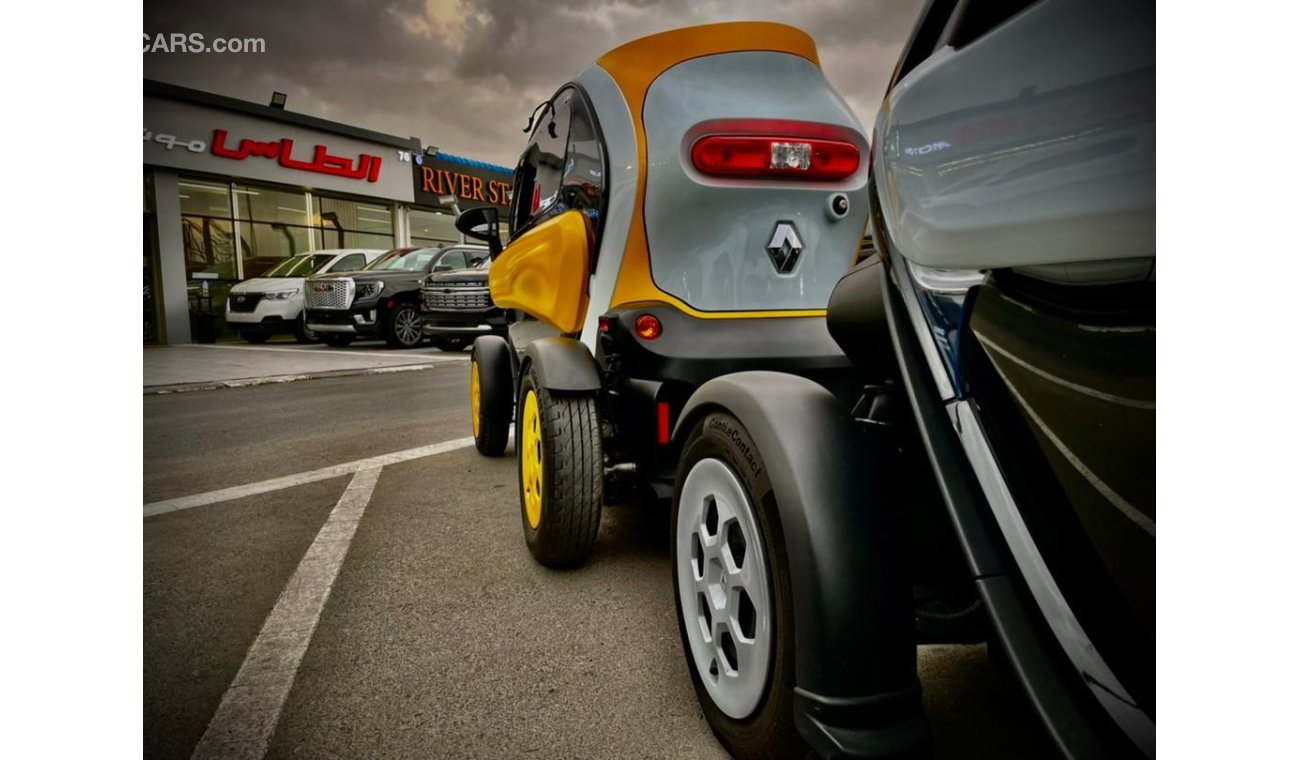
<box><xmin>305</xmin><ymin>279</ymin><xmax>354</xmax><ymax>309</ymax></box>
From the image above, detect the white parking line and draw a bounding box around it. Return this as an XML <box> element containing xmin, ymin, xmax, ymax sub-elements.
<box><xmin>189</xmin><ymin>467</ymin><xmax>382</xmax><ymax>760</ymax></box>
<box><xmin>184</xmin><ymin>343</ymin><xmax>464</xmax><ymax>361</ymax></box>
<box><xmin>143</xmin><ymin>437</ymin><xmax>475</xmax><ymax>517</ymax></box>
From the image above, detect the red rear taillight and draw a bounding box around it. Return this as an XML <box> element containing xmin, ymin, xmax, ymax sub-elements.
<box><xmin>691</xmin><ymin>125</ymin><xmax>860</xmax><ymax>181</ymax></box>
<box><xmin>657</xmin><ymin>402</ymin><xmax>671</xmax><ymax>445</ymax></box>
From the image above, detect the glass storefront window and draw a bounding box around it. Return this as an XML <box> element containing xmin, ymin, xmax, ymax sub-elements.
<box><xmin>316</xmin><ymin>230</ymin><xmax>395</xmax><ymax>250</ymax></box>
<box><xmin>235</xmin><ymin>184</ymin><xmax>312</xmax><ymax>226</ymax></box>
<box><xmin>409</xmin><ymin>208</ymin><xmax>458</xmax><ymax>246</ymax></box>
<box><xmin>316</xmin><ymin>196</ymin><xmax>392</xmax><ymax>233</ymax></box>
<box><xmin>182</xmin><ymin>216</ymin><xmax>239</xmax><ymax>279</ymax></box>
<box><xmin>314</xmin><ymin>195</ymin><xmax>394</xmax><ymax>251</ymax></box>
<box><xmin>238</xmin><ymin>221</ymin><xmax>313</xmax><ymax>277</ymax></box>
<box><xmin>179</xmin><ymin>179</ymin><xmax>233</xmax><ymax>218</ymax></box>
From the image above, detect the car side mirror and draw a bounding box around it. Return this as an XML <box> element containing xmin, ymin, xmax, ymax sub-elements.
<box><xmin>455</xmin><ymin>206</ymin><xmax>504</xmax><ymax>260</ymax></box>
<box><xmin>433</xmin><ymin>264</ymin><xmax>453</xmax><ymax>272</ymax></box>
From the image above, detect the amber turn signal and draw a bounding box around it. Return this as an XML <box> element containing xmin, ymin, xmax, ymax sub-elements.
<box><xmin>634</xmin><ymin>314</ymin><xmax>663</xmax><ymax>340</ymax></box>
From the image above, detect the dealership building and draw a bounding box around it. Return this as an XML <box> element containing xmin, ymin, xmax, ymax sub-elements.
<box><xmin>143</xmin><ymin>79</ymin><xmax>513</xmax><ymax>343</ymax></box>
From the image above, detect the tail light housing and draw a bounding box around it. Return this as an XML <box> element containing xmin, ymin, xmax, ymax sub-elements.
<box><xmin>689</xmin><ymin>119</ymin><xmax>862</xmax><ymax>181</ymax></box>
<box><xmin>634</xmin><ymin>314</ymin><xmax>663</xmax><ymax>340</ymax></box>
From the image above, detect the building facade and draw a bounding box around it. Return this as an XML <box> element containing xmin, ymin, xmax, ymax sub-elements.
<box><xmin>143</xmin><ymin>79</ymin><xmax>512</xmax><ymax>343</ymax></box>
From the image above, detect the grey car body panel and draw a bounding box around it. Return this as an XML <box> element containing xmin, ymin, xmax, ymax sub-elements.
<box><xmin>875</xmin><ymin>0</ymin><xmax>1155</xmax><ymax>270</ymax></box>
<box><xmin>522</xmin><ymin>337</ymin><xmax>602</xmax><ymax>393</ymax></box>
<box><xmin>674</xmin><ymin>373</ymin><xmax>922</xmax><ymax>729</ymax></box>
<box><xmin>642</xmin><ymin>52</ymin><xmax>870</xmax><ymax>312</ymax></box>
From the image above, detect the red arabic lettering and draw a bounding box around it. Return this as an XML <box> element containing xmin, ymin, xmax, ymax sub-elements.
<box><xmin>209</xmin><ymin>129</ymin><xmax>382</xmax><ymax>183</ymax></box>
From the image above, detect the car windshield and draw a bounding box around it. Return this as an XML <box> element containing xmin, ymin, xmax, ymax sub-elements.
<box><xmin>262</xmin><ymin>254</ymin><xmax>334</xmax><ymax>278</ymax></box>
<box><xmin>364</xmin><ymin>248</ymin><xmax>442</xmax><ymax>272</ymax></box>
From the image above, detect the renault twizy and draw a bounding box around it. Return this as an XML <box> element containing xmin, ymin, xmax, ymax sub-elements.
<box><xmin>460</xmin><ymin>22</ymin><xmax>873</xmax><ymax>569</ymax></box>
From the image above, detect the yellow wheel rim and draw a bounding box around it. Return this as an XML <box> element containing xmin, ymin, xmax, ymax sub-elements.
<box><xmin>470</xmin><ymin>361</ymin><xmax>482</xmax><ymax>438</ymax></box>
<box><xmin>521</xmin><ymin>389</ymin><xmax>543</xmax><ymax>529</ymax></box>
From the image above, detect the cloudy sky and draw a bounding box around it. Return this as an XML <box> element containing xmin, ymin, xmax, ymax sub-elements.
<box><xmin>144</xmin><ymin>0</ymin><xmax>921</xmax><ymax>168</ymax></box>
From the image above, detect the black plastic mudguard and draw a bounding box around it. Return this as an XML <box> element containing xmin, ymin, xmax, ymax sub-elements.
<box><xmin>522</xmin><ymin>336</ymin><xmax>602</xmax><ymax>392</ymax></box>
<box><xmin>675</xmin><ymin>371</ymin><xmax>929</xmax><ymax>758</ymax></box>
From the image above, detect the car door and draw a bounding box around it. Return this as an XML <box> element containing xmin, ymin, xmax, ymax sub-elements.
<box><xmin>495</xmin><ymin>86</ymin><xmax>607</xmax><ymax>344</ymax></box>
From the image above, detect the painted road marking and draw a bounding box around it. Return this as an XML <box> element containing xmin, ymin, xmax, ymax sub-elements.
<box><xmin>184</xmin><ymin>343</ymin><xmax>463</xmax><ymax>361</ymax></box>
<box><xmin>189</xmin><ymin>467</ymin><xmax>382</xmax><ymax>760</ymax></box>
<box><xmin>143</xmin><ymin>437</ymin><xmax>475</xmax><ymax>517</ymax></box>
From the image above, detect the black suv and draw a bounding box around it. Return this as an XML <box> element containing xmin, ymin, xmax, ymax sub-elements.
<box><xmin>304</xmin><ymin>244</ymin><xmax>488</xmax><ymax>348</ymax></box>
<box><xmin>420</xmin><ymin>258</ymin><xmax>506</xmax><ymax>351</ymax></box>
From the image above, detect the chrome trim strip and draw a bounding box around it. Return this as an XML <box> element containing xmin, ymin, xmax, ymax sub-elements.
<box><xmin>307</xmin><ymin>324</ymin><xmax>357</xmax><ymax>334</ymax></box>
<box><xmin>891</xmin><ymin>259</ymin><xmax>955</xmax><ymax>399</ymax></box>
<box><xmin>423</xmin><ymin>325</ymin><xmax>492</xmax><ymax>334</ymax></box>
<box><xmin>954</xmin><ymin>400</ymin><xmax>1154</xmax><ymax>755</ymax></box>
<box><xmin>907</xmin><ymin>261</ymin><xmax>985</xmax><ymax>293</ymax></box>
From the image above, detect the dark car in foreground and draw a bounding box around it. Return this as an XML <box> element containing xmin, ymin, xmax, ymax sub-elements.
<box><xmin>420</xmin><ymin>258</ymin><xmax>506</xmax><ymax>351</ymax></box>
<box><xmin>304</xmin><ymin>244</ymin><xmax>488</xmax><ymax>348</ymax></box>
<box><xmin>662</xmin><ymin>1</ymin><xmax>1155</xmax><ymax>758</ymax></box>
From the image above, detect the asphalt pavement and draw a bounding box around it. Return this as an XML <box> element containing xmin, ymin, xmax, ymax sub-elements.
<box><xmin>144</xmin><ymin>365</ymin><xmax>1055</xmax><ymax>759</ymax></box>
<box><xmin>144</xmin><ymin>340</ymin><xmax>467</xmax><ymax>392</ymax></box>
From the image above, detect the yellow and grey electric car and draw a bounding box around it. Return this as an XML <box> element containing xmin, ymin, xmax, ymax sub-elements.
<box><xmin>461</xmin><ymin>21</ymin><xmax>871</xmax><ymax>562</ymax></box>
<box><xmin>453</xmin><ymin>22</ymin><xmax>914</xmax><ymax>757</ymax></box>
<box><xmin>462</xmin><ymin>22</ymin><xmax>875</xmax><ymax>545</ymax></box>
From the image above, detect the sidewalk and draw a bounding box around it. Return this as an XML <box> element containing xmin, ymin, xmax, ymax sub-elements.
<box><xmin>145</xmin><ymin>342</ymin><xmax>468</xmax><ymax>393</ymax></box>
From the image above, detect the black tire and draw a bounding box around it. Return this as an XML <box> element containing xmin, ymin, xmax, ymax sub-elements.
<box><xmin>384</xmin><ymin>302</ymin><xmax>423</xmax><ymax>348</ymax></box>
<box><xmin>321</xmin><ymin>334</ymin><xmax>355</xmax><ymax>347</ymax></box>
<box><xmin>241</xmin><ymin>330</ymin><xmax>270</xmax><ymax>344</ymax></box>
<box><xmin>293</xmin><ymin>313</ymin><xmax>317</xmax><ymax>344</ymax></box>
<box><xmin>672</xmin><ymin>412</ymin><xmax>806</xmax><ymax>759</ymax></box>
<box><xmin>470</xmin><ymin>337</ymin><xmax>512</xmax><ymax>457</ymax></box>
<box><xmin>434</xmin><ymin>336</ymin><xmax>469</xmax><ymax>352</ymax></box>
<box><xmin>517</xmin><ymin>362</ymin><xmax>602</xmax><ymax>568</ymax></box>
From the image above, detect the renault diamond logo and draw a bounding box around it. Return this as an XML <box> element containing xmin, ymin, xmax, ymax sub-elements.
<box><xmin>766</xmin><ymin>221</ymin><xmax>803</xmax><ymax>274</ymax></box>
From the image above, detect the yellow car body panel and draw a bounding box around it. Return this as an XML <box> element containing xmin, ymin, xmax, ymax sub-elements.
<box><xmin>489</xmin><ymin>210</ymin><xmax>592</xmax><ymax>335</ymax></box>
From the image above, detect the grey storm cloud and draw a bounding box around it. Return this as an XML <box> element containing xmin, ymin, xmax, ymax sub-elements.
<box><xmin>144</xmin><ymin>0</ymin><xmax>921</xmax><ymax>167</ymax></box>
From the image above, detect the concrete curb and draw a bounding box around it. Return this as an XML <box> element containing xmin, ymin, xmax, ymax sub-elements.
<box><xmin>144</xmin><ymin>359</ymin><xmax>468</xmax><ymax>395</ymax></box>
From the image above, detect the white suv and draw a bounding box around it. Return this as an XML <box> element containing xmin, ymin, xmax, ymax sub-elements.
<box><xmin>226</xmin><ymin>249</ymin><xmax>384</xmax><ymax>343</ymax></box>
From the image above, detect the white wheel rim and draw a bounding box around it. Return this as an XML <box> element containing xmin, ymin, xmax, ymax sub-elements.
<box><xmin>676</xmin><ymin>457</ymin><xmax>773</xmax><ymax>719</ymax></box>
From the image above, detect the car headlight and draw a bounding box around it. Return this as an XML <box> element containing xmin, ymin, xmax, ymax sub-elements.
<box><xmin>355</xmin><ymin>281</ymin><xmax>384</xmax><ymax>299</ymax></box>
<box><xmin>265</xmin><ymin>289</ymin><xmax>299</xmax><ymax>300</ymax></box>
